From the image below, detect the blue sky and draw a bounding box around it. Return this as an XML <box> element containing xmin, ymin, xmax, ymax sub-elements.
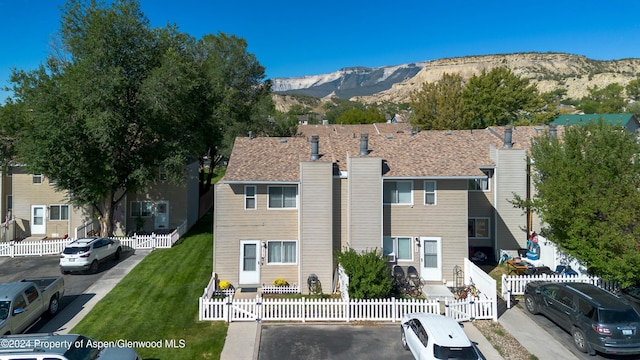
<box><xmin>2</xmin><ymin>0</ymin><xmax>640</xmax><ymax>102</ymax></box>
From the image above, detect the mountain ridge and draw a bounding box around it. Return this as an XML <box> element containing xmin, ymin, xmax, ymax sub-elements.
<box><xmin>271</xmin><ymin>52</ymin><xmax>640</xmax><ymax>108</ymax></box>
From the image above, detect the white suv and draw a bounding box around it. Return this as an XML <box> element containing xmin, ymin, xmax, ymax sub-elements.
<box><xmin>60</xmin><ymin>237</ymin><xmax>122</xmax><ymax>274</ymax></box>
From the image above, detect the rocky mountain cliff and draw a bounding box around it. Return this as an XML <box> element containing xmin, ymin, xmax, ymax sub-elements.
<box><xmin>272</xmin><ymin>53</ymin><xmax>640</xmax><ymax>108</ymax></box>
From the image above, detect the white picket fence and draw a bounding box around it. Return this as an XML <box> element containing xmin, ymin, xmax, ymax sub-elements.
<box><xmin>501</xmin><ymin>273</ymin><xmax>620</xmax><ymax>308</ymax></box>
<box><xmin>199</xmin><ymin>295</ymin><xmax>493</xmax><ymax>323</ymax></box>
<box><xmin>0</xmin><ymin>232</ymin><xmax>180</xmax><ymax>258</ymax></box>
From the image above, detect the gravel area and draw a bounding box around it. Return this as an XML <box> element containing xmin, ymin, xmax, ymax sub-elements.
<box><xmin>473</xmin><ymin>320</ymin><xmax>534</xmax><ymax>360</ymax></box>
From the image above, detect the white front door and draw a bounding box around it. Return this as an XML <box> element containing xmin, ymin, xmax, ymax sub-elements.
<box><xmin>154</xmin><ymin>201</ymin><xmax>169</xmax><ymax>230</ymax></box>
<box><xmin>239</xmin><ymin>240</ymin><xmax>260</xmax><ymax>284</ymax></box>
<box><xmin>420</xmin><ymin>237</ymin><xmax>442</xmax><ymax>281</ymax></box>
<box><xmin>31</xmin><ymin>205</ymin><xmax>46</xmax><ymax>235</ymax></box>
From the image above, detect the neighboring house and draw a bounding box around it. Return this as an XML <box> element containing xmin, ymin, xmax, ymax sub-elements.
<box><xmin>1</xmin><ymin>161</ymin><xmax>201</xmax><ymax>240</ymax></box>
<box><xmin>213</xmin><ymin>124</ymin><xmax>548</xmax><ymax>293</ymax></box>
<box><xmin>550</xmin><ymin>113</ymin><xmax>639</xmax><ymax>134</ymax></box>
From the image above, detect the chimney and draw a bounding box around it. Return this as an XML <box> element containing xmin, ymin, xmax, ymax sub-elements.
<box><xmin>549</xmin><ymin>124</ymin><xmax>557</xmax><ymax>140</ymax></box>
<box><xmin>248</xmin><ymin>131</ymin><xmax>253</xmax><ymax>140</ymax></box>
<box><xmin>503</xmin><ymin>126</ymin><xmax>513</xmax><ymax>148</ymax></box>
<box><xmin>359</xmin><ymin>133</ymin><xmax>369</xmax><ymax>156</ymax></box>
<box><xmin>310</xmin><ymin>134</ymin><xmax>320</xmax><ymax>160</ymax></box>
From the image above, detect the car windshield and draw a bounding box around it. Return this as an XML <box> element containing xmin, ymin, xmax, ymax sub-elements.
<box><xmin>63</xmin><ymin>246</ymin><xmax>90</xmax><ymax>254</ymax></box>
<box><xmin>434</xmin><ymin>344</ymin><xmax>478</xmax><ymax>359</ymax></box>
<box><xmin>599</xmin><ymin>308</ymin><xmax>640</xmax><ymax>323</ymax></box>
<box><xmin>64</xmin><ymin>335</ymin><xmax>102</xmax><ymax>360</ymax></box>
<box><xmin>0</xmin><ymin>300</ymin><xmax>10</xmax><ymax>320</ymax></box>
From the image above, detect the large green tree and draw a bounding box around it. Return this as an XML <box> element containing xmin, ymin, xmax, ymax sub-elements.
<box><xmin>462</xmin><ymin>67</ymin><xmax>544</xmax><ymax>128</ymax></box>
<box><xmin>410</xmin><ymin>72</ymin><xmax>467</xmax><ymax>130</ymax></box>
<box><xmin>514</xmin><ymin>121</ymin><xmax>640</xmax><ymax>286</ymax></box>
<box><xmin>579</xmin><ymin>83</ymin><xmax>625</xmax><ymax>113</ymax></box>
<box><xmin>6</xmin><ymin>0</ymin><xmax>271</xmax><ymax>235</ymax></box>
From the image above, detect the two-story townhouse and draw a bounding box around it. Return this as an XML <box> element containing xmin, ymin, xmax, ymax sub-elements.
<box><xmin>3</xmin><ymin>161</ymin><xmax>201</xmax><ymax>239</ymax></box>
<box><xmin>213</xmin><ymin>125</ymin><xmax>545</xmax><ymax>293</ymax></box>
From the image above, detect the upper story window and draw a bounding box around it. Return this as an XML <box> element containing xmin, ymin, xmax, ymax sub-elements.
<box><xmin>32</xmin><ymin>173</ymin><xmax>42</xmax><ymax>184</ymax></box>
<box><xmin>468</xmin><ymin>169</ymin><xmax>493</xmax><ymax>191</ymax></box>
<box><xmin>131</xmin><ymin>201</ymin><xmax>153</xmax><ymax>217</ymax></box>
<box><xmin>245</xmin><ymin>186</ymin><xmax>256</xmax><ymax>210</ymax></box>
<box><xmin>49</xmin><ymin>205</ymin><xmax>69</xmax><ymax>221</ymax></box>
<box><xmin>383</xmin><ymin>181</ymin><xmax>412</xmax><ymax>205</ymax></box>
<box><xmin>268</xmin><ymin>186</ymin><xmax>297</xmax><ymax>209</ymax></box>
<box><xmin>468</xmin><ymin>218</ymin><xmax>490</xmax><ymax>239</ymax></box>
<box><xmin>424</xmin><ymin>181</ymin><xmax>436</xmax><ymax>205</ymax></box>
<box><xmin>158</xmin><ymin>167</ymin><xmax>168</xmax><ymax>182</ymax></box>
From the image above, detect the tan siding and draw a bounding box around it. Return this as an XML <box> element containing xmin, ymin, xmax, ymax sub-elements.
<box><xmin>214</xmin><ymin>182</ymin><xmax>299</xmax><ymax>288</ymax></box>
<box><xmin>300</xmin><ymin>161</ymin><xmax>333</xmax><ymax>294</ymax></box>
<box><xmin>384</xmin><ymin>179</ymin><xmax>468</xmax><ymax>284</ymax></box>
<box><xmin>348</xmin><ymin>157</ymin><xmax>382</xmax><ymax>251</ymax></box>
<box><xmin>495</xmin><ymin>149</ymin><xmax>528</xmax><ymax>250</ymax></box>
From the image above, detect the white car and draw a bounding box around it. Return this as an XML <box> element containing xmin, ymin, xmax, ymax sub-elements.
<box><xmin>0</xmin><ymin>333</ymin><xmax>140</xmax><ymax>359</ymax></box>
<box><xmin>60</xmin><ymin>237</ymin><xmax>122</xmax><ymax>274</ymax></box>
<box><xmin>400</xmin><ymin>313</ymin><xmax>485</xmax><ymax>360</ymax></box>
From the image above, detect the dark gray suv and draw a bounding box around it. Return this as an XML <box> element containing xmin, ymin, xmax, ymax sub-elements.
<box><xmin>524</xmin><ymin>281</ymin><xmax>640</xmax><ymax>356</ymax></box>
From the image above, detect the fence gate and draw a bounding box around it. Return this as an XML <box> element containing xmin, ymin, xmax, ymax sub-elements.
<box><xmin>444</xmin><ymin>298</ymin><xmax>472</xmax><ymax>322</ymax></box>
<box><xmin>229</xmin><ymin>297</ymin><xmax>261</xmax><ymax>322</ymax></box>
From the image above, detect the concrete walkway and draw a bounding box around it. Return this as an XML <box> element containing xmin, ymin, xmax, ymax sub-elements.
<box><xmin>499</xmin><ymin>305</ymin><xmax>578</xmax><ymax>359</ymax></box>
<box><xmin>40</xmin><ymin>249</ymin><xmax>152</xmax><ymax>334</ymax></box>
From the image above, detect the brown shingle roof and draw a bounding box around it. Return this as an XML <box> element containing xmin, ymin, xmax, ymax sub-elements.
<box><xmin>224</xmin><ymin>125</ymin><xmax>555</xmax><ymax>182</ymax></box>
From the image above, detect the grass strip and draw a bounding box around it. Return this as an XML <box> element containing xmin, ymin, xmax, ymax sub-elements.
<box><xmin>72</xmin><ymin>211</ymin><xmax>227</xmax><ymax>359</ymax></box>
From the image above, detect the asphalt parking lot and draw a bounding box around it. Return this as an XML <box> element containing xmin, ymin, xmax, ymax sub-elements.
<box><xmin>258</xmin><ymin>323</ymin><xmax>413</xmax><ymax>360</ymax></box>
<box><xmin>0</xmin><ymin>250</ymin><xmax>135</xmax><ymax>333</ymax></box>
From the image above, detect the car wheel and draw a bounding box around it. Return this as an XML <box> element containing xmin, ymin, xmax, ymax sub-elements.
<box><xmin>114</xmin><ymin>247</ymin><xmax>122</xmax><ymax>261</ymax></box>
<box><xmin>524</xmin><ymin>294</ymin><xmax>538</xmax><ymax>314</ymax></box>
<box><xmin>572</xmin><ymin>328</ymin><xmax>588</xmax><ymax>353</ymax></box>
<box><xmin>61</xmin><ymin>269</ymin><xmax>70</xmax><ymax>275</ymax></box>
<box><xmin>89</xmin><ymin>260</ymin><xmax>99</xmax><ymax>274</ymax></box>
<box><xmin>401</xmin><ymin>326</ymin><xmax>409</xmax><ymax>350</ymax></box>
<box><xmin>48</xmin><ymin>295</ymin><xmax>59</xmax><ymax>315</ymax></box>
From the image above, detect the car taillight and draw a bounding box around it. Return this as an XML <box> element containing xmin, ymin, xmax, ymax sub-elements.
<box><xmin>593</xmin><ymin>325</ymin><xmax>611</xmax><ymax>335</ymax></box>
<box><xmin>80</xmin><ymin>253</ymin><xmax>91</xmax><ymax>258</ymax></box>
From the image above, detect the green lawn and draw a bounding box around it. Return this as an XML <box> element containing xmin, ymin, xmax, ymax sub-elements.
<box><xmin>72</xmin><ymin>211</ymin><xmax>227</xmax><ymax>359</ymax></box>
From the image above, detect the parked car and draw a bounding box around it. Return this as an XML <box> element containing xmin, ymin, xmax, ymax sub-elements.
<box><xmin>620</xmin><ymin>286</ymin><xmax>640</xmax><ymax>315</ymax></box>
<box><xmin>0</xmin><ymin>277</ymin><xmax>65</xmax><ymax>335</ymax></box>
<box><xmin>60</xmin><ymin>237</ymin><xmax>122</xmax><ymax>274</ymax></box>
<box><xmin>0</xmin><ymin>333</ymin><xmax>141</xmax><ymax>359</ymax></box>
<box><xmin>400</xmin><ymin>312</ymin><xmax>485</xmax><ymax>359</ymax></box>
<box><xmin>524</xmin><ymin>281</ymin><xmax>640</xmax><ymax>356</ymax></box>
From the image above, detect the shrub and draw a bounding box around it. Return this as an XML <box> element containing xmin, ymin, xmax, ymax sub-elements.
<box><xmin>273</xmin><ymin>278</ymin><xmax>289</xmax><ymax>287</ymax></box>
<box><xmin>335</xmin><ymin>248</ymin><xmax>392</xmax><ymax>299</ymax></box>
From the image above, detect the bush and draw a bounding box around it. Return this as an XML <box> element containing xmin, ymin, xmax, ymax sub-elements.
<box><xmin>273</xmin><ymin>278</ymin><xmax>289</xmax><ymax>287</ymax></box>
<box><xmin>335</xmin><ymin>248</ymin><xmax>392</xmax><ymax>299</ymax></box>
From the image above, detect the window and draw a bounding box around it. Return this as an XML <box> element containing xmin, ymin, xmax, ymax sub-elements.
<box><xmin>424</xmin><ymin>181</ymin><xmax>436</xmax><ymax>205</ymax></box>
<box><xmin>383</xmin><ymin>236</ymin><xmax>413</xmax><ymax>261</ymax></box>
<box><xmin>383</xmin><ymin>181</ymin><xmax>412</xmax><ymax>205</ymax></box>
<box><xmin>24</xmin><ymin>286</ymin><xmax>39</xmax><ymax>303</ymax></box>
<box><xmin>267</xmin><ymin>241</ymin><xmax>297</xmax><ymax>264</ymax></box>
<box><xmin>6</xmin><ymin>195</ymin><xmax>11</xmax><ymax>210</ymax></box>
<box><xmin>268</xmin><ymin>186</ymin><xmax>297</xmax><ymax>209</ymax></box>
<box><xmin>245</xmin><ymin>186</ymin><xmax>256</xmax><ymax>210</ymax></box>
<box><xmin>131</xmin><ymin>201</ymin><xmax>153</xmax><ymax>217</ymax></box>
<box><xmin>158</xmin><ymin>166</ymin><xmax>168</xmax><ymax>181</ymax></box>
<box><xmin>49</xmin><ymin>205</ymin><xmax>69</xmax><ymax>221</ymax></box>
<box><xmin>468</xmin><ymin>218</ymin><xmax>490</xmax><ymax>238</ymax></box>
<box><xmin>32</xmin><ymin>173</ymin><xmax>42</xmax><ymax>184</ymax></box>
<box><xmin>468</xmin><ymin>169</ymin><xmax>493</xmax><ymax>191</ymax></box>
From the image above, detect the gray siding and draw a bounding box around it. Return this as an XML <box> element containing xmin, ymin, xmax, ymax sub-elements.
<box><xmin>300</xmin><ymin>161</ymin><xmax>333</xmax><ymax>294</ymax></box>
<box><xmin>347</xmin><ymin>157</ymin><xmax>382</xmax><ymax>251</ymax></box>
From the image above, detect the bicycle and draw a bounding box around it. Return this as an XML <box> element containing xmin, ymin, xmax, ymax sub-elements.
<box><xmin>457</xmin><ymin>279</ymin><xmax>480</xmax><ymax>300</ymax></box>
